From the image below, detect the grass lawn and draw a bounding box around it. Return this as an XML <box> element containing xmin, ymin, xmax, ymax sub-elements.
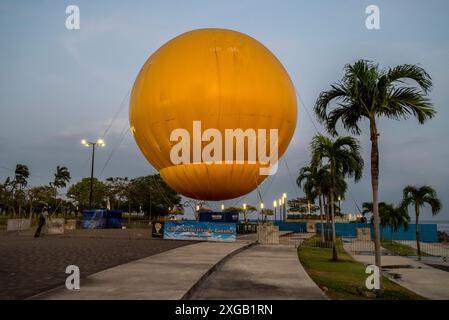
<box><xmin>298</xmin><ymin>237</ymin><xmax>424</xmax><ymax>300</ymax></box>
<box><xmin>381</xmin><ymin>240</ymin><xmax>431</xmax><ymax>257</ymax></box>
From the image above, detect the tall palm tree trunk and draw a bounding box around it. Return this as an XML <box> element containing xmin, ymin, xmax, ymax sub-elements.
<box><xmin>370</xmin><ymin>119</ymin><xmax>382</xmax><ymax>288</ymax></box>
<box><xmin>319</xmin><ymin>193</ymin><xmax>325</xmax><ymax>242</ymax></box>
<box><xmin>329</xmin><ymin>163</ymin><xmax>338</xmax><ymax>261</ymax></box>
<box><xmin>415</xmin><ymin>206</ymin><xmax>421</xmax><ymax>260</ymax></box>
<box><xmin>325</xmin><ymin>194</ymin><xmax>330</xmax><ymax>241</ymax></box>
<box><xmin>330</xmin><ymin>189</ymin><xmax>338</xmax><ymax>261</ymax></box>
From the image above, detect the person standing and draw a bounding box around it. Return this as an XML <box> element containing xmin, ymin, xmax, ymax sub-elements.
<box><xmin>34</xmin><ymin>207</ymin><xmax>48</xmax><ymax>238</ymax></box>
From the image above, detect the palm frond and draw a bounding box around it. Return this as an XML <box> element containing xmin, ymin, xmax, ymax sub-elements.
<box><xmin>387</xmin><ymin>64</ymin><xmax>432</xmax><ymax>94</ymax></box>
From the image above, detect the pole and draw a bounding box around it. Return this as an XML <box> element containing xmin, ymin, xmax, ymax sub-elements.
<box><xmin>283</xmin><ymin>201</ymin><xmax>286</xmax><ymax>221</ymax></box>
<box><xmin>89</xmin><ymin>143</ymin><xmax>96</xmax><ymax>209</ymax></box>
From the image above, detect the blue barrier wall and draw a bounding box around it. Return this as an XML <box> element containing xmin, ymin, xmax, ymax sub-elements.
<box><xmin>274</xmin><ymin>221</ymin><xmax>307</xmax><ymax>232</ymax></box>
<box><xmin>314</xmin><ymin>223</ymin><xmax>437</xmax><ymax>242</ymax></box>
<box><xmin>275</xmin><ymin>221</ymin><xmax>438</xmax><ymax>242</ymax></box>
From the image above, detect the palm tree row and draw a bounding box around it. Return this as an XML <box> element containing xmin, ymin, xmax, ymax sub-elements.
<box><xmin>1</xmin><ymin>164</ymin><xmax>71</xmax><ymax>218</ymax></box>
<box><xmin>362</xmin><ymin>184</ymin><xmax>441</xmax><ymax>260</ymax></box>
<box><xmin>362</xmin><ymin>202</ymin><xmax>410</xmax><ymax>242</ymax></box>
<box><xmin>298</xmin><ymin>135</ymin><xmax>363</xmax><ymax>260</ymax></box>
<box><xmin>307</xmin><ymin>59</ymin><xmax>437</xmax><ymax>291</ymax></box>
<box><xmin>297</xmin><ymin>164</ymin><xmax>346</xmax><ymax>243</ymax></box>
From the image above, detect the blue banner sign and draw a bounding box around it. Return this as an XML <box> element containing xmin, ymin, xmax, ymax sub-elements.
<box><xmin>164</xmin><ymin>221</ymin><xmax>236</xmax><ymax>242</ymax></box>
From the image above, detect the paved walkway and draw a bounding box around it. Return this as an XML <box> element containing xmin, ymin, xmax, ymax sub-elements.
<box><xmin>343</xmin><ymin>241</ymin><xmax>449</xmax><ymax>300</ymax></box>
<box><xmin>189</xmin><ymin>244</ymin><xmax>327</xmax><ymax>300</ymax></box>
<box><xmin>0</xmin><ymin>229</ymin><xmax>195</xmax><ymax>300</ymax></box>
<box><xmin>397</xmin><ymin>240</ymin><xmax>449</xmax><ymax>257</ymax></box>
<box><xmin>31</xmin><ymin>241</ymin><xmax>252</xmax><ymax>300</ymax></box>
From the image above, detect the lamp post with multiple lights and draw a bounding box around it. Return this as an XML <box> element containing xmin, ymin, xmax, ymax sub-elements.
<box><xmin>282</xmin><ymin>193</ymin><xmax>287</xmax><ymax>221</ymax></box>
<box><xmin>81</xmin><ymin>138</ymin><xmax>106</xmax><ymax>209</ymax></box>
<box><xmin>273</xmin><ymin>200</ymin><xmax>277</xmax><ymax>221</ymax></box>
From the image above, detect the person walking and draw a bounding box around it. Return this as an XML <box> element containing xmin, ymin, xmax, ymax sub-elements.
<box><xmin>34</xmin><ymin>207</ymin><xmax>48</xmax><ymax>238</ymax></box>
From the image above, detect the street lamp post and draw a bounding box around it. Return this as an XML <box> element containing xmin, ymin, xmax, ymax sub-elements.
<box><xmin>337</xmin><ymin>196</ymin><xmax>342</xmax><ymax>214</ymax></box>
<box><xmin>81</xmin><ymin>139</ymin><xmax>105</xmax><ymax>209</ymax></box>
<box><xmin>279</xmin><ymin>198</ymin><xmax>283</xmax><ymax>221</ymax></box>
<box><xmin>273</xmin><ymin>200</ymin><xmax>277</xmax><ymax>221</ymax></box>
<box><xmin>282</xmin><ymin>193</ymin><xmax>287</xmax><ymax>221</ymax></box>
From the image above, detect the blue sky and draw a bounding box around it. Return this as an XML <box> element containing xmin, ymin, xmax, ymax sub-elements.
<box><xmin>1</xmin><ymin>0</ymin><xmax>448</xmax><ymax>220</ymax></box>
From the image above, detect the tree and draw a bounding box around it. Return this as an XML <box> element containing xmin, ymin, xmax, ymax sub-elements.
<box><xmin>311</xmin><ymin>134</ymin><xmax>363</xmax><ymax>261</ymax></box>
<box><xmin>0</xmin><ymin>180</ymin><xmax>13</xmax><ymax>214</ymax></box>
<box><xmin>260</xmin><ymin>208</ymin><xmax>274</xmax><ymax>222</ymax></box>
<box><xmin>287</xmin><ymin>197</ymin><xmax>320</xmax><ymax>214</ymax></box>
<box><xmin>242</xmin><ymin>204</ymin><xmax>257</xmax><ymax>222</ymax></box>
<box><xmin>167</xmin><ymin>205</ymin><xmax>185</xmax><ymax>220</ymax></box>
<box><xmin>67</xmin><ymin>178</ymin><xmax>108</xmax><ymax>210</ymax></box>
<box><xmin>296</xmin><ymin>165</ymin><xmax>345</xmax><ymax>242</ymax></box>
<box><xmin>13</xmin><ymin>164</ymin><xmax>29</xmax><ymax>216</ymax></box>
<box><xmin>28</xmin><ymin>185</ymin><xmax>55</xmax><ymax>219</ymax></box>
<box><xmin>50</xmin><ymin>166</ymin><xmax>71</xmax><ymax>213</ymax></box>
<box><xmin>365</xmin><ymin>202</ymin><xmax>409</xmax><ymax>241</ymax></box>
<box><xmin>296</xmin><ymin>166</ymin><xmax>324</xmax><ymax>241</ymax></box>
<box><xmin>315</xmin><ymin>60</ymin><xmax>435</xmax><ymax>286</ymax></box>
<box><xmin>105</xmin><ymin>177</ymin><xmax>130</xmax><ymax>211</ymax></box>
<box><xmin>127</xmin><ymin>174</ymin><xmax>181</xmax><ymax>218</ymax></box>
<box><xmin>387</xmin><ymin>206</ymin><xmax>410</xmax><ymax>242</ymax></box>
<box><xmin>402</xmin><ymin>185</ymin><xmax>441</xmax><ymax>260</ymax></box>
<box><xmin>53</xmin><ymin>166</ymin><xmax>71</xmax><ymax>189</ymax></box>
<box><xmin>223</xmin><ymin>207</ymin><xmax>243</xmax><ymax>214</ymax></box>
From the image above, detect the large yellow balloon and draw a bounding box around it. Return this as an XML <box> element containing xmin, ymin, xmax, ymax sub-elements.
<box><xmin>130</xmin><ymin>29</ymin><xmax>297</xmax><ymax>200</ymax></box>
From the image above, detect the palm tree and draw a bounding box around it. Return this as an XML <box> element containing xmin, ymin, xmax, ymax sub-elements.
<box><xmin>13</xmin><ymin>164</ymin><xmax>29</xmax><ymax>216</ymax></box>
<box><xmin>314</xmin><ymin>60</ymin><xmax>435</xmax><ymax>284</ymax></box>
<box><xmin>365</xmin><ymin>202</ymin><xmax>410</xmax><ymax>241</ymax></box>
<box><xmin>317</xmin><ymin>165</ymin><xmax>347</xmax><ymax>241</ymax></box>
<box><xmin>402</xmin><ymin>185</ymin><xmax>441</xmax><ymax>260</ymax></box>
<box><xmin>50</xmin><ymin>166</ymin><xmax>71</xmax><ymax>215</ymax></box>
<box><xmin>260</xmin><ymin>208</ymin><xmax>274</xmax><ymax>222</ymax></box>
<box><xmin>242</xmin><ymin>204</ymin><xmax>257</xmax><ymax>222</ymax></box>
<box><xmin>297</xmin><ymin>165</ymin><xmax>325</xmax><ymax>242</ymax></box>
<box><xmin>311</xmin><ymin>134</ymin><xmax>363</xmax><ymax>260</ymax></box>
<box><xmin>53</xmin><ymin>166</ymin><xmax>71</xmax><ymax>189</ymax></box>
<box><xmin>387</xmin><ymin>206</ymin><xmax>410</xmax><ymax>242</ymax></box>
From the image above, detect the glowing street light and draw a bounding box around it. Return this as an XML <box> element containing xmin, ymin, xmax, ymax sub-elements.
<box><xmin>243</xmin><ymin>203</ymin><xmax>247</xmax><ymax>210</ymax></box>
<box><xmin>281</xmin><ymin>193</ymin><xmax>287</xmax><ymax>221</ymax></box>
<box><xmin>260</xmin><ymin>203</ymin><xmax>264</xmax><ymax>209</ymax></box>
<box><xmin>81</xmin><ymin>138</ymin><xmax>106</xmax><ymax>209</ymax></box>
<box><xmin>97</xmin><ymin>139</ymin><xmax>106</xmax><ymax>147</ymax></box>
<box><xmin>221</xmin><ymin>203</ymin><xmax>225</xmax><ymax>211</ymax></box>
<box><xmin>273</xmin><ymin>200</ymin><xmax>277</xmax><ymax>221</ymax></box>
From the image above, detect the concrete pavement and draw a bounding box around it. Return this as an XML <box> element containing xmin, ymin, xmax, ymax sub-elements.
<box><xmin>31</xmin><ymin>241</ymin><xmax>252</xmax><ymax>300</ymax></box>
<box><xmin>189</xmin><ymin>244</ymin><xmax>327</xmax><ymax>300</ymax></box>
<box><xmin>344</xmin><ymin>241</ymin><xmax>449</xmax><ymax>300</ymax></box>
<box><xmin>0</xmin><ymin>230</ymin><xmax>196</xmax><ymax>300</ymax></box>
